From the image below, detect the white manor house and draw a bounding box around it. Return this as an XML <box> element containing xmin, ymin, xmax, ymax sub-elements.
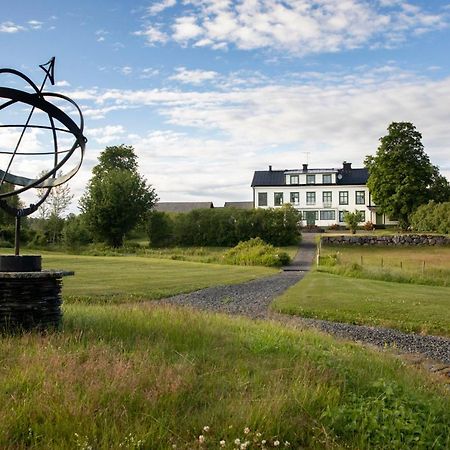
<box><xmin>251</xmin><ymin>162</ymin><xmax>396</xmax><ymax>227</ymax></box>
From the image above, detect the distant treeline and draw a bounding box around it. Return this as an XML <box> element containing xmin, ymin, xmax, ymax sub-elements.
<box><xmin>148</xmin><ymin>205</ymin><xmax>301</xmax><ymax>247</ymax></box>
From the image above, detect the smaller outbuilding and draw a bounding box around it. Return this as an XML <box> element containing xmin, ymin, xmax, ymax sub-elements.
<box><xmin>154</xmin><ymin>202</ymin><xmax>214</xmax><ymax>213</ymax></box>
<box><xmin>224</xmin><ymin>201</ymin><xmax>253</xmax><ymax>209</ymax></box>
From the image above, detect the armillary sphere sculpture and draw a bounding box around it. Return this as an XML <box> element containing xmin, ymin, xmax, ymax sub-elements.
<box><xmin>0</xmin><ymin>57</ymin><xmax>86</xmax><ymax>256</ymax></box>
<box><xmin>0</xmin><ymin>58</ymin><xmax>86</xmax><ymax>330</ymax></box>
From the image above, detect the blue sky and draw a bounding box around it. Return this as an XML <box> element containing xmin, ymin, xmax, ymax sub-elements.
<box><xmin>1</xmin><ymin>0</ymin><xmax>450</xmax><ymax>209</ymax></box>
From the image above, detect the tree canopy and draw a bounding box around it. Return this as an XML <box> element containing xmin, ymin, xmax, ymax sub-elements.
<box><xmin>80</xmin><ymin>145</ymin><xmax>157</xmax><ymax>247</ymax></box>
<box><xmin>365</xmin><ymin>122</ymin><xmax>450</xmax><ymax>229</ymax></box>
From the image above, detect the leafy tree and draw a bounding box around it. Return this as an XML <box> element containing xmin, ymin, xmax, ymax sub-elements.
<box><xmin>410</xmin><ymin>201</ymin><xmax>450</xmax><ymax>234</ymax></box>
<box><xmin>344</xmin><ymin>211</ymin><xmax>363</xmax><ymax>234</ymax></box>
<box><xmin>365</xmin><ymin>122</ymin><xmax>449</xmax><ymax>229</ymax></box>
<box><xmin>62</xmin><ymin>214</ymin><xmax>93</xmax><ymax>248</ymax></box>
<box><xmin>80</xmin><ymin>145</ymin><xmax>157</xmax><ymax>247</ymax></box>
<box><xmin>147</xmin><ymin>211</ymin><xmax>174</xmax><ymax>247</ymax></box>
<box><xmin>36</xmin><ymin>171</ymin><xmax>74</xmax><ymax>220</ymax></box>
<box><xmin>0</xmin><ymin>182</ymin><xmax>20</xmax><ymax>226</ymax></box>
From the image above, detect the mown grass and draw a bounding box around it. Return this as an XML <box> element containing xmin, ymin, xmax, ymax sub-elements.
<box><xmin>319</xmin><ymin>245</ymin><xmax>450</xmax><ymax>287</ymax></box>
<box><xmin>37</xmin><ymin>253</ymin><xmax>277</xmax><ymax>304</ymax></box>
<box><xmin>0</xmin><ymin>304</ymin><xmax>448</xmax><ymax>449</ymax></box>
<box><xmin>272</xmin><ymin>271</ymin><xmax>450</xmax><ymax>336</ymax></box>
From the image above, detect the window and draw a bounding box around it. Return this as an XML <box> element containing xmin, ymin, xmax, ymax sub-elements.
<box><xmin>322</xmin><ymin>174</ymin><xmax>332</xmax><ymax>184</ymax></box>
<box><xmin>306</xmin><ymin>174</ymin><xmax>316</xmax><ymax>184</ymax></box>
<box><xmin>303</xmin><ymin>211</ymin><xmax>319</xmax><ymax>220</ymax></box>
<box><xmin>258</xmin><ymin>192</ymin><xmax>267</xmax><ymax>207</ymax></box>
<box><xmin>339</xmin><ymin>191</ymin><xmax>349</xmax><ymax>205</ymax></box>
<box><xmin>322</xmin><ymin>191</ymin><xmax>332</xmax><ymax>205</ymax></box>
<box><xmin>320</xmin><ymin>210</ymin><xmax>335</xmax><ymax>220</ymax></box>
<box><xmin>274</xmin><ymin>192</ymin><xmax>283</xmax><ymax>206</ymax></box>
<box><xmin>356</xmin><ymin>191</ymin><xmax>365</xmax><ymax>205</ymax></box>
<box><xmin>290</xmin><ymin>175</ymin><xmax>299</xmax><ymax>184</ymax></box>
<box><xmin>290</xmin><ymin>192</ymin><xmax>299</xmax><ymax>204</ymax></box>
<box><xmin>359</xmin><ymin>210</ymin><xmax>366</xmax><ymax>222</ymax></box>
<box><xmin>339</xmin><ymin>210</ymin><xmax>348</xmax><ymax>222</ymax></box>
<box><xmin>306</xmin><ymin>192</ymin><xmax>316</xmax><ymax>205</ymax></box>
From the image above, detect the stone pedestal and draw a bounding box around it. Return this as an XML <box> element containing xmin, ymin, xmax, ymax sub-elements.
<box><xmin>0</xmin><ymin>271</ymin><xmax>64</xmax><ymax>331</ymax></box>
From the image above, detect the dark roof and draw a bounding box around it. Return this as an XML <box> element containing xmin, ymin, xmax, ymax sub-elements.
<box><xmin>251</xmin><ymin>170</ymin><xmax>286</xmax><ymax>187</ymax></box>
<box><xmin>337</xmin><ymin>168</ymin><xmax>369</xmax><ymax>185</ymax></box>
<box><xmin>224</xmin><ymin>201</ymin><xmax>253</xmax><ymax>209</ymax></box>
<box><xmin>155</xmin><ymin>202</ymin><xmax>214</xmax><ymax>213</ymax></box>
<box><xmin>251</xmin><ymin>167</ymin><xmax>369</xmax><ymax>186</ymax></box>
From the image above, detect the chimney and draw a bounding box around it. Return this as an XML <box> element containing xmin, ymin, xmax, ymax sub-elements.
<box><xmin>302</xmin><ymin>163</ymin><xmax>308</xmax><ymax>172</ymax></box>
<box><xmin>269</xmin><ymin>165</ymin><xmax>272</xmax><ymax>172</ymax></box>
<box><xmin>343</xmin><ymin>161</ymin><xmax>352</xmax><ymax>172</ymax></box>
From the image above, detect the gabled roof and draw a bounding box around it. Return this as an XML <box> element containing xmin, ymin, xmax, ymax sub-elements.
<box><xmin>224</xmin><ymin>201</ymin><xmax>253</xmax><ymax>209</ymax></box>
<box><xmin>155</xmin><ymin>202</ymin><xmax>214</xmax><ymax>213</ymax></box>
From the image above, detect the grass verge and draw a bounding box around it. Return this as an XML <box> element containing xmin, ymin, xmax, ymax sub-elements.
<box><xmin>0</xmin><ymin>304</ymin><xmax>448</xmax><ymax>449</ymax></box>
<box><xmin>272</xmin><ymin>271</ymin><xmax>450</xmax><ymax>336</ymax></box>
<box><xmin>40</xmin><ymin>253</ymin><xmax>276</xmax><ymax>304</ymax></box>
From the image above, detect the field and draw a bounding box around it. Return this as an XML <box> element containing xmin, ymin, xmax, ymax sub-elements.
<box><xmin>272</xmin><ymin>271</ymin><xmax>450</xmax><ymax>336</ymax></box>
<box><xmin>0</xmin><ymin>304</ymin><xmax>448</xmax><ymax>449</ymax></box>
<box><xmin>39</xmin><ymin>253</ymin><xmax>277</xmax><ymax>304</ymax></box>
<box><xmin>319</xmin><ymin>245</ymin><xmax>450</xmax><ymax>286</ymax></box>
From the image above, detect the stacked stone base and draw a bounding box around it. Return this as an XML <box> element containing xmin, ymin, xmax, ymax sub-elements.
<box><xmin>0</xmin><ymin>271</ymin><xmax>63</xmax><ymax>331</ymax></box>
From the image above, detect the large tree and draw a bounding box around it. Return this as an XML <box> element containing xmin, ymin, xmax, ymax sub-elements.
<box><xmin>80</xmin><ymin>145</ymin><xmax>157</xmax><ymax>247</ymax></box>
<box><xmin>365</xmin><ymin>122</ymin><xmax>450</xmax><ymax>229</ymax></box>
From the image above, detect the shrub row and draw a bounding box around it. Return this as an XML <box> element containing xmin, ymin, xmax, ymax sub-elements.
<box><xmin>147</xmin><ymin>205</ymin><xmax>301</xmax><ymax>247</ymax></box>
<box><xmin>410</xmin><ymin>201</ymin><xmax>450</xmax><ymax>234</ymax></box>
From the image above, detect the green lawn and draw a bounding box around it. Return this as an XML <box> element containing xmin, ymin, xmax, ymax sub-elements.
<box><xmin>40</xmin><ymin>253</ymin><xmax>277</xmax><ymax>304</ymax></box>
<box><xmin>0</xmin><ymin>304</ymin><xmax>448</xmax><ymax>449</ymax></box>
<box><xmin>272</xmin><ymin>271</ymin><xmax>450</xmax><ymax>336</ymax></box>
<box><xmin>319</xmin><ymin>245</ymin><xmax>450</xmax><ymax>287</ymax></box>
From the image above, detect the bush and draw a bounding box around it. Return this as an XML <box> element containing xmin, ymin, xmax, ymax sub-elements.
<box><xmin>62</xmin><ymin>214</ymin><xmax>93</xmax><ymax>248</ymax></box>
<box><xmin>344</xmin><ymin>211</ymin><xmax>363</xmax><ymax>234</ymax></box>
<box><xmin>147</xmin><ymin>211</ymin><xmax>174</xmax><ymax>247</ymax></box>
<box><xmin>363</xmin><ymin>221</ymin><xmax>375</xmax><ymax>231</ymax></box>
<box><xmin>223</xmin><ymin>237</ymin><xmax>291</xmax><ymax>267</ymax></box>
<box><xmin>328</xmin><ymin>223</ymin><xmax>342</xmax><ymax>231</ymax></box>
<box><xmin>410</xmin><ymin>201</ymin><xmax>450</xmax><ymax>234</ymax></box>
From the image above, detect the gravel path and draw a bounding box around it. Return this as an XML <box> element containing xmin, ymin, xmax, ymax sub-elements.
<box><xmin>162</xmin><ymin>234</ymin><xmax>450</xmax><ymax>366</ymax></box>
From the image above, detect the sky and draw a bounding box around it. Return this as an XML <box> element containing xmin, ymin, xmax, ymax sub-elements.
<box><xmin>1</xmin><ymin>0</ymin><xmax>450</xmax><ymax>212</ymax></box>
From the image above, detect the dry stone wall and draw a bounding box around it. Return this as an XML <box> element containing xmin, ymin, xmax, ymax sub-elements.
<box><xmin>322</xmin><ymin>234</ymin><xmax>450</xmax><ymax>246</ymax></box>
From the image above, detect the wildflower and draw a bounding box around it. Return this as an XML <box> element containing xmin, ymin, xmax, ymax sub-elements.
<box><xmin>203</xmin><ymin>426</ymin><xmax>210</xmax><ymax>433</ymax></box>
<box><xmin>284</xmin><ymin>442</ymin><xmax>290</xmax><ymax>447</ymax></box>
<box><xmin>256</xmin><ymin>432</ymin><xmax>262</xmax><ymax>438</ymax></box>
<box><xmin>220</xmin><ymin>440</ymin><xmax>226</xmax><ymax>447</ymax></box>
<box><xmin>261</xmin><ymin>440</ymin><xmax>267</xmax><ymax>445</ymax></box>
<box><xmin>240</xmin><ymin>444</ymin><xmax>247</xmax><ymax>450</ymax></box>
<box><xmin>234</xmin><ymin>438</ymin><xmax>241</xmax><ymax>445</ymax></box>
<box><xmin>198</xmin><ymin>435</ymin><xmax>205</xmax><ymax>444</ymax></box>
<box><xmin>244</xmin><ymin>427</ymin><xmax>250</xmax><ymax>434</ymax></box>
<box><xmin>274</xmin><ymin>440</ymin><xmax>280</xmax><ymax>446</ymax></box>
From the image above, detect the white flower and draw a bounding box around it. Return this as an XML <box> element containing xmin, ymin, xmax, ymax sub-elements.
<box><xmin>234</xmin><ymin>438</ymin><xmax>241</xmax><ymax>445</ymax></box>
<box><xmin>284</xmin><ymin>442</ymin><xmax>290</xmax><ymax>447</ymax></box>
<box><xmin>203</xmin><ymin>426</ymin><xmax>210</xmax><ymax>432</ymax></box>
<box><xmin>240</xmin><ymin>444</ymin><xmax>247</xmax><ymax>449</ymax></box>
<box><xmin>198</xmin><ymin>435</ymin><xmax>205</xmax><ymax>444</ymax></box>
<box><xmin>220</xmin><ymin>440</ymin><xmax>226</xmax><ymax>447</ymax></box>
<box><xmin>256</xmin><ymin>432</ymin><xmax>262</xmax><ymax>438</ymax></box>
<box><xmin>261</xmin><ymin>440</ymin><xmax>266</xmax><ymax>445</ymax></box>
<box><xmin>274</xmin><ymin>440</ymin><xmax>280</xmax><ymax>447</ymax></box>
<box><xmin>244</xmin><ymin>427</ymin><xmax>250</xmax><ymax>434</ymax></box>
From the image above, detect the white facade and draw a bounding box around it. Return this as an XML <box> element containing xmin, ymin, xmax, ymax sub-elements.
<box><xmin>252</xmin><ymin>165</ymin><xmax>396</xmax><ymax>227</ymax></box>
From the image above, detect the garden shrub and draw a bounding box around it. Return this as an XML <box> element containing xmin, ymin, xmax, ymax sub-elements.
<box><xmin>223</xmin><ymin>237</ymin><xmax>291</xmax><ymax>267</ymax></box>
<box><xmin>363</xmin><ymin>221</ymin><xmax>375</xmax><ymax>231</ymax></box>
<box><xmin>62</xmin><ymin>214</ymin><xmax>93</xmax><ymax>248</ymax></box>
<box><xmin>147</xmin><ymin>211</ymin><xmax>174</xmax><ymax>247</ymax></box>
<box><xmin>410</xmin><ymin>201</ymin><xmax>450</xmax><ymax>234</ymax></box>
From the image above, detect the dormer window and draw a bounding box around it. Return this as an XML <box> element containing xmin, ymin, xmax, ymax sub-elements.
<box><xmin>306</xmin><ymin>174</ymin><xmax>316</xmax><ymax>184</ymax></box>
<box><xmin>290</xmin><ymin>175</ymin><xmax>299</xmax><ymax>184</ymax></box>
<box><xmin>322</xmin><ymin>174</ymin><xmax>332</xmax><ymax>184</ymax></box>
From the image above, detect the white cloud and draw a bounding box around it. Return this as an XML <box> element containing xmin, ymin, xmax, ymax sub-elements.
<box><xmin>133</xmin><ymin>25</ymin><xmax>168</xmax><ymax>45</ymax></box>
<box><xmin>121</xmin><ymin>66</ymin><xmax>133</xmax><ymax>76</ymax></box>
<box><xmin>134</xmin><ymin>0</ymin><xmax>448</xmax><ymax>55</ymax></box>
<box><xmin>88</xmin><ymin>125</ymin><xmax>126</xmax><ymax>144</ymax></box>
<box><xmin>55</xmin><ymin>80</ymin><xmax>71</xmax><ymax>87</ymax></box>
<box><xmin>147</xmin><ymin>0</ymin><xmax>177</xmax><ymax>15</ymax></box>
<box><xmin>96</xmin><ymin>29</ymin><xmax>109</xmax><ymax>42</ymax></box>
<box><xmin>0</xmin><ymin>21</ymin><xmax>26</xmax><ymax>33</ymax></box>
<box><xmin>169</xmin><ymin>67</ymin><xmax>219</xmax><ymax>84</ymax></box>
<box><xmin>28</xmin><ymin>20</ymin><xmax>43</xmax><ymax>30</ymax></box>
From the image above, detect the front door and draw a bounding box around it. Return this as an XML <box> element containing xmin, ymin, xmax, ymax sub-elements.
<box><xmin>305</xmin><ymin>211</ymin><xmax>316</xmax><ymax>226</ymax></box>
<box><xmin>376</xmin><ymin>212</ymin><xmax>383</xmax><ymax>225</ymax></box>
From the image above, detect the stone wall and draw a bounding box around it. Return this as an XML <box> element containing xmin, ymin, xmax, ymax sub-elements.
<box><xmin>321</xmin><ymin>234</ymin><xmax>450</xmax><ymax>246</ymax></box>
